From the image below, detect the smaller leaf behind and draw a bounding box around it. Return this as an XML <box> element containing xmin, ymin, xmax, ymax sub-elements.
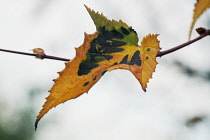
<box><xmin>189</xmin><ymin>0</ymin><xmax>210</xmax><ymax>39</ymax></box>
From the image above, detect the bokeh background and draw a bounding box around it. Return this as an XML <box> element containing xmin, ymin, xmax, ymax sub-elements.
<box><xmin>0</xmin><ymin>0</ymin><xmax>210</xmax><ymax>140</ymax></box>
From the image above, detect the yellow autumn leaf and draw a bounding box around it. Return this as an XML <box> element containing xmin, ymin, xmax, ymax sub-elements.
<box><xmin>189</xmin><ymin>0</ymin><xmax>210</xmax><ymax>39</ymax></box>
<box><xmin>35</xmin><ymin>6</ymin><xmax>161</xmax><ymax>129</ymax></box>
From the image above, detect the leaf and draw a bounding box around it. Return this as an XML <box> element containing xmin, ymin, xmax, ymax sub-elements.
<box><xmin>189</xmin><ymin>0</ymin><xmax>210</xmax><ymax>39</ymax></box>
<box><xmin>35</xmin><ymin>6</ymin><xmax>161</xmax><ymax>128</ymax></box>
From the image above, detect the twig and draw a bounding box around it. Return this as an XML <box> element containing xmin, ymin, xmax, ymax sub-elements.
<box><xmin>0</xmin><ymin>28</ymin><xmax>209</xmax><ymax>61</ymax></box>
<box><xmin>0</xmin><ymin>48</ymin><xmax>70</xmax><ymax>61</ymax></box>
<box><xmin>42</xmin><ymin>55</ymin><xmax>70</xmax><ymax>61</ymax></box>
<box><xmin>157</xmin><ymin>28</ymin><xmax>210</xmax><ymax>57</ymax></box>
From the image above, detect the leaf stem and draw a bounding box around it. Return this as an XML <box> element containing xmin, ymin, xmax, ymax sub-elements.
<box><xmin>157</xmin><ymin>28</ymin><xmax>210</xmax><ymax>57</ymax></box>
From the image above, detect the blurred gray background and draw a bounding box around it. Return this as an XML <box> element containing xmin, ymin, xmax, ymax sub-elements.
<box><xmin>0</xmin><ymin>0</ymin><xmax>210</xmax><ymax>140</ymax></box>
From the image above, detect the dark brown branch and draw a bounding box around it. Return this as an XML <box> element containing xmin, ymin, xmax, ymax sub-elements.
<box><xmin>0</xmin><ymin>48</ymin><xmax>70</xmax><ymax>61</ymax></box>
<box><xmin>1</xmin><ymin>28</ymin><xmax>210</xmax><ymax>61</ymax></box>
<box><xmin>157</xmin><ymin>28</ymin><xmax>210</xmax><ymax>57</ymax></box>
<box><xmin>42</xmin><ymin>55</ymin><xmax>70</xmax><ymax>61</ymax></box>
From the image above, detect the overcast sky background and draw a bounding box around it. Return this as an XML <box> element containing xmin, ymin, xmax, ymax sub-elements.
<box><xmin>0</xmin><ymin>0</ymin><xmax>210</xmax><ymax>140</ymax></box>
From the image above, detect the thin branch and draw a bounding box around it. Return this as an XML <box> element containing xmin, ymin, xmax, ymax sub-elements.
<box><xmin>0</xmin><ymin>48</ymin><xmax>36</xmax><ymax>57</ymax></box>
<box><xmin>0</xmin><ymin>28</ymin><xmax>210</xmax><ymax>61</ymax></box>
<box><xmin>0</xmin><ymin>48</ymin><xmax>70</xmax><ymax>61</ymax></box>
<box><xmin>157</xmin><ymin>28</ymin><xmax>210</xmax><ymax>57</ymax></box>
<box><xmin>42</xmin><ymin>55</ymin><xmax>70</xmax><ymax>61</ymax></box>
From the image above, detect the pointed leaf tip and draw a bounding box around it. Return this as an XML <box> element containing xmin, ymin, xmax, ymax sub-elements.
<box><xmin>189</xmin><ymin>0</ymin><xmax>210</xmax><ymax>39</ymax></box>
